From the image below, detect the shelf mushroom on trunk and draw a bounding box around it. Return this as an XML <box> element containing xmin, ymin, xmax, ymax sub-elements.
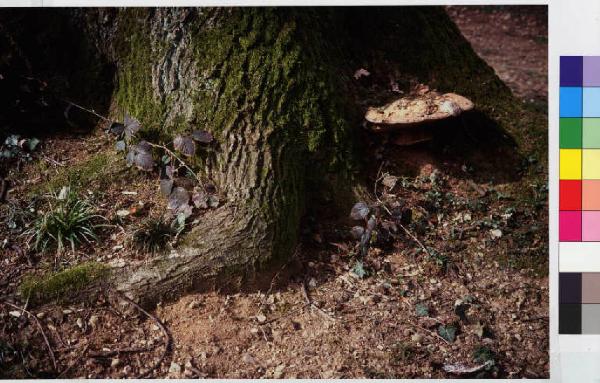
<box><xmin>365</xmin><ymin>90</ymin><xmax>474</xmax><ymax>145</ymax></box>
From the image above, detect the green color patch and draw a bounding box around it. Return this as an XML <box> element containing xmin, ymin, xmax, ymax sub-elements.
<box><xmin>561</xmin><ymin>118</ymin><xmax>582</xmax><ymax>148</ymax></box>
<box><xmin>583</xmin><ymin>118</ymin><xmax>600</xmax><ymax>148</ymax></box>
<box><xmin>19</xmin><ymin>262</ymin><xmax>109</xmax><ymax>303</ymax></box>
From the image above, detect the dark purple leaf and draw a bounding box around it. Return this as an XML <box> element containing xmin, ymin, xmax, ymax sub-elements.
<box><xmin>124</xmin><ymin>113</ymin><xmax>141</xmax><ymax>139</ymax></box>
<box><xmin>134</xmin><ymin>151</ymin><xmax>154</xmax><ymax>171</ymax></box>
<box><xmin>191</xmin><ymin>189</ymin><xmax>208</xmax><ymax>209</ymax></box>
<box><xmin>160</xmin><ymin>179</ymin><xmax>173</xmax><ymax>197</ymax></box>
<box><xmin>350</xmin><ymin>202</ymin><xmax>369</xmax><ymax>220</ymax></box>
<box><xmin>350</xmin><ymin>226</ymin><xmax>364</xmax><ymax>240</ymax></box>
<box><xmin>109</xmin><ymin>122</ymin><xmax>125</xmax><ymax>136</ymax></box>
<box><xmin>173</xmin><ymin>135</ymin><xmax>195</xmax><ymax>157</ymax></box>
<box><xmin>168</xmin><ymin>187</ymin><xmax>190</xmax><ymax>210</ymax></box>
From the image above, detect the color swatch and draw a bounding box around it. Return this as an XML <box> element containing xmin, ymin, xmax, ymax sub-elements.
<box><xmin>560</xmin><ymin>56</ymin><xmax>600</xmax><ymax>334</ymax></box>
<box><xmin>559</xmin><ymin>273</ymin><xmax>600</xmax><ymax>334</ymax></box>
<box><xmin>560</xmin><ymin>56</ymin><xmax>600</xmax><ymax>242</ymax></box>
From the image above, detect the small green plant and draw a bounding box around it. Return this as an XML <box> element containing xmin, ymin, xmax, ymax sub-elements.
<box><xmin>132</xmin><ymin>215</ymin><xmax>179</xmax><ymax>253</ymax></box>
<box><xmin>27</xmin><ymin>188</ymin><xmax>105</xmax><ymax>254</ymax></box>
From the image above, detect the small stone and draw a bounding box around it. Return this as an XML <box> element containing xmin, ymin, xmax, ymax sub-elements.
<box><xmin>188</xmin><ymin>300</ymin><xmax>200</xmax><ymax>309</ymax></box>
<box><xmin>274</xmin><ymin>364</ymin><xmax>285</xmax><ymax>379</ymax></box>
<box><xmin>490</xmin><ymin>229</ymin><xmax>503</xmax><ymax>239</ymax></box>
<box><xmin>8</xmin><ymin>311</ymin><xmax>21</xmax><ymax>318</ymax></box>
<box><xmin>250</xmin><ymin>327</ymin><xmax>259</xmax><ymax>334</ymax></box>
<box><xmin>169</xmin><ymin>362</ymin><xmax>182</xmax><ymax>374</ymax></box>
<box><xmin>403</xmin><ymin>329</ymin><xmax>411</xmax><ymax>337</ymax></box>
<box><xmin>89</xmin><ymin>315</ymin><xmax>99</xmax><ymax>328</ymax></box>
<box><xmin>151</xmin><ymin>324</ymin><xmax>160</xmax><ymax>331</ymax></box>
<box><xmin>62</xmin><ymin>309</ymin><xmax>73</xmax><ymax>315</ymax></box>
<box><xmin>242</xmin><ymin>353</ymin><xmax>255</xmax><ymax>364</ymax></box>
<box><xmin>122</xmin><ymin>365</ymin><xmax>132</xmax><ymax>375</ymax></box>
<box><xmin>116</xmin><ymin>209</ymin><xmax>130</xmax><ymax>217</ymax></box>
<box><xmin>411</xmin><ymin>333</ymin><xmax>424</xmax><ymax>343</ymax></box>
<box><xmin>36</xmin><ymin>312</ymin><xmax>45</xmax><ymax>319</ymax></box>
<box><xmin>308</xmin><ymin>278</ymin><xmax>317</xmax><ymax>288</ymax></box>
<box><xmin>76</xmin><ymin>318</ymin><xmax>84</xmax><ymax>329</ymax></box>
<box><xmin>256</xmin><ymin>313</ymin><xmax>267</xmax><ymax>323</ymax></box>
<box><xmin>111</xmin><ymin>358</ymin><xmax>121</xmax><ymax>368</ymax></box>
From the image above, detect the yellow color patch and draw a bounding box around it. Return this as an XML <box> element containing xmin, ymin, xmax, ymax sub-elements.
<box><xmin>583</xmin><ymin>149</ymin><xmax>600</xmax><ymax>179</ymax></box>
<box><xmin>560</xmin><ymin>149</ymin><xmax>582</xmax><ymax>180</ymax></box>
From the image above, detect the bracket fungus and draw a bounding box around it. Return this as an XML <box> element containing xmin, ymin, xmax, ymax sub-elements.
<box><xmin>365</xmin><ymin>90</ymin><xmax>474</xmax><ymax>145</ymax></box>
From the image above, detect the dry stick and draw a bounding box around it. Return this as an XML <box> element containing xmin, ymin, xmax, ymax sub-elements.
<box><xmin>63</xmin><ymin>99</ymin><xmax>112</xmax><ymax>122</ymax></box>
<box><xmin>2</xmin><ymin>301</ymin><xmax>57</xmax><ymax>371</ymax></box>
<box><xmin>407</xmin><ymin>322</ymin><xmax>450</xmax><ymax>345</ymax></box>
<box><xmin>373</xmin><ymin>163</ymin><xmax>433</xmax><ymax>258</ymax></box>
<box><xmin>145</xmin><ymin>141</ymin><xmax>202</xmax><ymax>185</ymax></box>
<box><xmin>301</xmin><ymin>281</ymin><xmax>336</xmax><ymax>322</ymax></box>
<box><xmin>112</xmin><ymin>291</ymin><xmax>171</xmax><ymax>379</ymax></box>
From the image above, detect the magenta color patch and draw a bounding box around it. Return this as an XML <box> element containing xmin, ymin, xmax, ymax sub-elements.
<box><xmin>561</xmin><ymin>211</ymin><xmax>582</xmax><ymax>241</ymax></box>
<box><xmin>583</xmin><ymin>211</ymin><xmax>600</xmax><ymax>241</ymax></box>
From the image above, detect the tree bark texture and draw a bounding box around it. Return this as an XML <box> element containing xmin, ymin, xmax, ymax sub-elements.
<box><xmin>2</xmin><ymin>7</ymin><xmax>531</xmax><ymax>306</ymax></box>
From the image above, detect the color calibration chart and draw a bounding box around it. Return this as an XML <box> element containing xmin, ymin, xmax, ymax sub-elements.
<box><xmin>560</xmin><ymin>56</ymin><xmax>600</xmax><ymax>334</ymax></box>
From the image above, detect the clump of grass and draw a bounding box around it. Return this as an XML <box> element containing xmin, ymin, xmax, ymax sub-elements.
<box><xmin>27</xmin><ymin>188</ymin><xmax>105</xmax><ymax>254</ymax></box>
<box><xmin>132</xmin><ymin>215</ymin><xmax>178</xmax><ymax>254</ymax></box>
<box><xmin>19</xmin><ymin>261</ymin><xmax>108</xmax><ymax>303</ymax></box>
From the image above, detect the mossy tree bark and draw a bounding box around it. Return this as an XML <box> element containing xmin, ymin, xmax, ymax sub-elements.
<box><xmin>4</xmin><ymin>7</ymin><xmax>537</xmax><ymax>307</ymax></box>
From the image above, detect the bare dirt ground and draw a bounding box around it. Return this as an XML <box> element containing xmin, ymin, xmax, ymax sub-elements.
<box><xmin>0</xmin><ymin>7</ymin><xmax>548</xmax><ymax>379</ymax></box>
<box><xmin>447</xmin><ymin>5</ymin><xmax>548</xmax><ymax>106</ymax></box>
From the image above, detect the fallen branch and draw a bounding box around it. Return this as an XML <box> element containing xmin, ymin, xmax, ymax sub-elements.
<box><xmin>443</xmin><ymin>360</ymin><xmax>493</xmax><ymax>375</ymax></box>
<box><xmin>1</xmin><ymin>301</ymin><xmax>57</xmax><ymax>371</ymax></box>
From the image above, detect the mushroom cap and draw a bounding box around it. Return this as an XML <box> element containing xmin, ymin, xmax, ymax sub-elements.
<box><xmin>365</xmin><ymin>92</ymin><xmax>474</xmax><ymax>132</ymax></box>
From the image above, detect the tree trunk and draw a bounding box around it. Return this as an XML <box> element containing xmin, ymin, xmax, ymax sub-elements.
<box><xmin>3</xmin><ymin>7</ymin><xmax>530</xmax><ymax>307</ymax></box>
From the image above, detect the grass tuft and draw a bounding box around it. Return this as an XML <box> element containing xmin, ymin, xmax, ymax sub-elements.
<box><xmin>27</xmin><ymin>188</ymin><xmax>105</xmax><ymax>254</ymax></box>
<box><xmin>132</xmin><ymin>215</ymin><xmax>178</xmax><ymax>254</ymax></box>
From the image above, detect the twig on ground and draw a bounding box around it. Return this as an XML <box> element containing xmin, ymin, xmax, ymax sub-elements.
<box><xmin>88</xmin><ymin>347</ymin><xmax>154</xmax><ymax>358</ymax></box>
<box><xmin>1</xmin><ymin>301</ymin><xmax>57</xmax><ymax>371</ymax></box>
<box><xmin>374</xmin><ymin>162</ymin><xmax>434</xmax><ymax>258</ymax></box>
<box><xmin>58</xmin><ymin>344</ymin><xmax>89</xmax><ymax>378</ymax></box>
<box><xmin>301</xmin><ymin>281</ymin><xmax>336</xmax><ymax>322</ymax></box>
<box><xmin>407</xmin><ymin>322</ymin><xmax>450</xmax><ymax>345</ymax></box>
<box><xmin>112</xmin><ymin>291</ymin><xmax>171</xmax><ymax>379</ymax></box>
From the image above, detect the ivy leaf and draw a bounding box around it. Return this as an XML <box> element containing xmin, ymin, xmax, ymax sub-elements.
<box><xmin>168</xmin><ymin>187</ymin><xmax>190</xmax><ymax>210</ymax></box>
<box><xmin>350</xmin><ymin>226</ymin><xmax>364</xmax><ymax>240</ymax></box>
<box><xmin>207</xmin><ymin>195</ymin><xmax>220</xmax><ymax>208</ymax></box>
<box><xmin>192</xmin><ymin>189</ymin><xmax>208</xmax><ymax>209</ymax></box>
<box><xmin>350</xmin><ymin>202</ymin><xmax>369</xmax><ymax>220</ymax></box>
<box><xmin>115</xmin><ymin>140</ymin><xmax>126</xmax><ymax>152</ymax></box>
<box><xmin>4</xmin><ymin>135</ymin><xmax>20</xmax><ymax>147</ymax></box>
<box><xmin>124</xmin><ymin>113</ymin><xmax>141</xmax><ymax>139</ymax></box>
<box><xmin>351</xmin><ymin>260</ymin><xmax>367</xmax><ymax>279</ymax></box>
<box><xmin>161</xmin><ymin>154</ymin><xmax>171</xmax><ymax>165</ymax></box>
<box><xmin>134</xmin><ymin>151</ymin><xmax>154</xmax><ymax>171</ymax></box>
<box><xmin>136</xmin><ymin>140</ymin><xmax>152</xmax><ymax>154</ymax></box>
<box><xmin>27</xmin><ymin>137</ymin><xmax>40</xmax><ymax>151</ymax></box>
<box><xmin>109</xmin><ymin>122</ymin><xmax>125</xmax><ymax>136</ymax></box>
<box><xmin>191</xmin><ymin>130</ymin><xmax>214</xmax><ymax>143</ymax></box>
<box><xmin>160</xmin><ymin>179</ymin><xmax>173</xmax><ymax>197</ymax></box>
<box><xmin>415</xmin><ymin>303</ymin><xmax>429</xmax><ymax>317</ymax></box>
<box><xmin>125</xmin><ymin>149</ymin><xmax>136</xmax><ymax>167</ymax></box>
<box><xmin>165</xmin><ymin>165</ymin><xmax>175</xmax><ymax>179</ymax></box>
<box><xmin>173</xmin><ymin>135</ymin><xmax>195</xmax><ymax>157</ymax></box>
<box><xmin>438</xmin><ymin>324</ymin><xmax>457</xmax><ymax>343</ymax></box>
